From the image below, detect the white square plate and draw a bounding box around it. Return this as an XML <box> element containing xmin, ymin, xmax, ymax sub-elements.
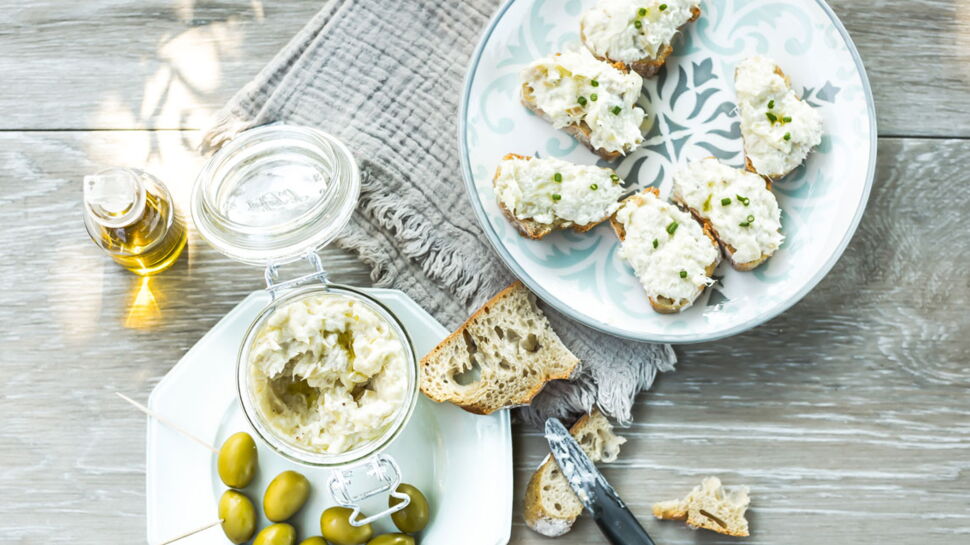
<box><xmin>146</xmin><ymin>288</ymin><xmax>512</xmax><ymax>545</ymax></box>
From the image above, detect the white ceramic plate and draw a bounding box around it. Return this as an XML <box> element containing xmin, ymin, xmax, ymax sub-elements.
<box><xmin>459</xmin><ymin>0</ymin><xmax>876</xmax><ymax>343</ymax></box>
<box><xmin>146</xmin><ymin>289</ymin><xmax>512</xmax><ymax>545</ymax></box>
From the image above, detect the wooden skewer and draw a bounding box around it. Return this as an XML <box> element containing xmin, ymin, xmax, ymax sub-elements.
<box><xmin>116</xmin><ymin>392</ymin><xmax>219</xmax><ymax>454</ymax></box>
<box><xmin>157</xmin><ymin>519</ymin><xmax>223</xmax><ymax>545</ymax></box>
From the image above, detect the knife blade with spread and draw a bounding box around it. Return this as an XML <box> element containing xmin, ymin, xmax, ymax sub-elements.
<box><xmin>544</xmin><ymin>417</ymin><xmax>657</xmax><ymax>545</ymax></box>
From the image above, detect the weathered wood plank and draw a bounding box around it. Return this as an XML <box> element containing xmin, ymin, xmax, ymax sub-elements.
<box><xmin>0</xmin><ymin>0</ymin><xmax>321</xmax><ymax>130</ymax></box>
<box><xmin>0</xmin><ymin>0</ymin><xmax>968</xmax><ymax>135</ymax></box>
<box><xmin>1</xmin><ymin>132</ymin><xmax>968</xmax><ymax>543</ymax></box>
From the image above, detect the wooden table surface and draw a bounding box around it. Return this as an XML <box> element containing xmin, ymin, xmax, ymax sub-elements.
<box><xmin>1</xmin><ymin>1</ymin><xmax>968</xmax><ymax>544</ymax></box>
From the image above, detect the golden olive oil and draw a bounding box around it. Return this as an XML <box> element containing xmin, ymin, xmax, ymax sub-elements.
<box><xmin>83</xmin><ymin>168</ymin><xmax>187</xmax><ymax>276</ymax></box>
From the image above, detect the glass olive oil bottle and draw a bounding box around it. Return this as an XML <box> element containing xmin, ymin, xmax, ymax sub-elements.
<box><xmin>83</xmin><ymin>168</ymin><xmax>187</xmax><ymax>276</ymax></box>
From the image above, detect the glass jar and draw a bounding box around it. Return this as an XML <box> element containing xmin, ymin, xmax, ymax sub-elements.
<box><xmin>191</xmin><ymin>124</ymin><xmax>413</xmax><ymax>525</ymax></box>
<box><xmin>237</xmin><ymin>281</ymin><xmax>419</xmax><ymax>468</ymax></box>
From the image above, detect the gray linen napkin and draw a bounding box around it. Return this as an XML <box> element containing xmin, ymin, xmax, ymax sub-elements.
<box><xmin>201</xmin><ymin>0</ymin><xmax>675</xmax><ymax>426</ymax></box>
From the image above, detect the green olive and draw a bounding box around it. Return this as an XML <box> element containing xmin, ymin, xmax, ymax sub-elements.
<box><xmin>263</xmin><ymin>470</ymin><xmax>311</xmax><ymax>521</ymax></box>
<box><xmin>299</xmin><ymin>537</ymin><xmax>327</xmax><ymax>545</ymax></box>
<box><xmin>320</xmin><ymin>506</ymin><xmax>373</xmax><ymax>545</ymax></box>
<box><xmin>253</xmin><ymin>523</ymin><xmax>296</xmax><ymax>545</ymax></box>
<box><xmin>218</xmin><ymin>432</ymin><xmax>258</xmax><ymax>488</ymax></box>
<box><xmin>389</xmin><ymin>483</ymin><xmax>430</xmax><ymax>533</ymax></box>
<box><xmin>367</xmin><ymin>534</ymin><xmax>415</xmax><ymax>545</ymax></box>
<box><xmin>218</xmin><ymin>490</ymin><xmax>256</xmax><ymax>544</ymax></box>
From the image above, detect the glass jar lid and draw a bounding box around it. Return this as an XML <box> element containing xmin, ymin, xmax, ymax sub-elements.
<box><xmin>191</xmin><ymin>125</ymin><xmax>360</xmax><ymax>265</ymax></box>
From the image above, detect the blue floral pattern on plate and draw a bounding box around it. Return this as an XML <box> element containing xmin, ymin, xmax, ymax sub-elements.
<box><xmin>459</xmin><ymin>0</ymin><xmax>876</xmax><ymax>342</ymax></box>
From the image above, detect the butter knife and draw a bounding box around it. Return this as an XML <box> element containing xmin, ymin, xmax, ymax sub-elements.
<box><xmin>544</xmin><ymin>418</ymin><xmax>657</xmax><ymax>545</ymax></box>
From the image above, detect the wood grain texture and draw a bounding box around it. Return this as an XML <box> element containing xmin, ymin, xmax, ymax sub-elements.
<box><xmin>0</xmin><ymin>0</ymin><xmax>322</xmax><ymax>131</ymax></box>
<box><xmin>0</xmin><ymin>1</ymin><xmax>968</xmax><ymax>544</ymax></box>
<box><xmin>1</xmin><ymin>1</ymin><xmax>969</xmax><ymax>135</ymax></box>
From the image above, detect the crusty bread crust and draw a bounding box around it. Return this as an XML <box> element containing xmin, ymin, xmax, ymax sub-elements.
<box><xmin>674</xmin><ymin>162</ymin><xmax>777</xmax><ymax>271</ymax></box>
<box><xmin>524</xmin><ymin>459</ymin><xmax>574</xmax><ymax>537</ymax></box>
<box><xmin>524</xmin><ymin>411</ymin><xmax>620</xmax><ymax>536</ymax></box>
<box><xmin>521</xmin><ymin>55</ymin><xmax>637</xmax><ymax>161</ymax></box>
<box><xmin>418</xmin><ymin>281</ymin><xmax>578</xmax><ymax>414</ymax></box>
<box><xmin>652</xmin><ymin>477</ymin><xmax>751</xmax><ymax>537</ymax></box>
<box><xmin>494</xmin><ymin>153</ymin><xmax>615</xmax><ymax>239</ymax></box>
<box><xmin>610</xmin><ymin>187</ymin><xmax>719</xmax><ymax>313</ymax></box>
<box><xmin>581</xmin><ymin>6</ymin><xmax>701</xmax><ymax>78</ymax></box>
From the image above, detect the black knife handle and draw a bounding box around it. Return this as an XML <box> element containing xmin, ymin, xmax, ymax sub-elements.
<box><xmin>591</xmin><ymin>487</ymin><xmax>657</xmax><ymax>545</ymax></box>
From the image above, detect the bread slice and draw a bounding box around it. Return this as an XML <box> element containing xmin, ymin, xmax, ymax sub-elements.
<box><xmin>652</xmin><ymin>476</ymin><xmax>751</xmax><ymax>537</ymax></box>
<box><xmin>494</xmin><ymin>153</ymin><xmax>624</xmax><ymax>239</ymax></box>
<box><xmin>672</xmin><ymin>157</ymin><xmax>784</xmax><ymax>271</ymax></box>
<box><xmin>524</xmin><ymin>410</ymin><xmax>626</xmax><ymax>537</ymax></box>
<box><xmin>610</xmin><ymin>187</ymin><xmax>720</xmax><ymax>313</ymax></box>
<box><xmin>419</xmin><ymin>282</ymin><xmax>579</xmax><ymax>415</ymax></box>
<box><xmin>521</xmin><ymin>90</ymin><xmax>620</xmax><ymax>161</ymax></box>
<box><xmin>521</xmin><ymin>49</ymin><xmax>645</xmax><ymax>161</ymax></box>
<box><xmin>580</xmin><ymin>2</ymin><xmax>701</xmax><ymax>78</ymax></box>
<box><xmin>735</xmin><ymin>56</ymin><xmax>823</xmax><ymax>180</ymax></box>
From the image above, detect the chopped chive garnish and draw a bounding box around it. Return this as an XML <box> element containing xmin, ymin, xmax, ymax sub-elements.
<box><xmin>611</xmin><ymin>105</ymin><xmax>622</xmax><ymax>115</ymax></box>
<box><xmin>680</xmin><ymin>270</ymin><xmax>688</xmax><ymax>278</ymax></box>
<box><xmin>553</xmin><ymin>172</ymin><xmax>562</xmax><ymax>182</ymax></box>
<box><xmin>739</xmin><ymin>220</ymin><xmax>750</xmax><ymax>227</ymax></box>
<box><xmin>746</xmin><ymin>214</ymin><xmax>755</xmax><ymax>223</ymax></box>
<box><xmin>552</xmin><ymin>193</ymin><xmax>562</xmax><ymax>201</ymax></box>
<box><xmin>767</xmin><ymin>99</ymin><xmax>775</xmax><ymax>109</ymax></box>
<box><xmin>784</xmin><ymin>132</ymin><xmax>791</xmax><ymax>141</ymax></box>
<box><xmin>766</xmin><ymin>112</ymin><xmax>778</xmax><ymax>123</ymax></box>
<box><xmin>660</xmin><ymin>4</ymin><xmax>668</xmax><ymax>10</ymax></box>
<box><xmin>736</xmin><ymin>194</ymin><xmax>750</xmax><ymax>206</ymax></box>
<box><xmin>721</xmin><ymin>197</ymin><xmax>732</xmax><ymax>206</ymax></box>
<box><xmin>652</xmin><ymin>239</ymin><xmax>659</xmax><ymax>249</ymax></box>
<box><xmin>591</xmin><ymin>79</ymin><xmax>599</xmax><ymax>87</ymax></box>
<box><xmin>610</xmin><ymin>173</ymin><xmax>620</xmax><ymax>182</ymax></box>
<box><xmin>783</xmin><ymin>116</ymin><xmax>792</xmax><ymax>123</ymax></box>
<box><xmin>590</xmin><ymin>93</ymin><xmax>598</xmax><ymax>101</ymax></box>
<box><xmin>577</xmin><ymin>96</ymin><xmax>588</xmax><ymax>106</ymax></box>
<box><xmin>638</xmin><ymin>7</ymin><xmax>647</xmax><ymax>16</ymax></box>
<box><xmin>666</xmin><ymin>221</ymin><xmax>679</xmax><ymax>235</ymax></box>
<box><xmin>634</xmin><ymin>19</ymin><xmax>642</xmax><ymax>29</ymax></box>
<box><xmin>590</xmin><ymin>183</ymin><xmax>599</xmax><ymax>190</ymax></box>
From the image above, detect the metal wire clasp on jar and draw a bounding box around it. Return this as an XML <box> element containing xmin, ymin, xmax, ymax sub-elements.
<box><xmin>191</xmin><ymin>124</ymin><xmax>414</xmax><ymax>524</ymax></box>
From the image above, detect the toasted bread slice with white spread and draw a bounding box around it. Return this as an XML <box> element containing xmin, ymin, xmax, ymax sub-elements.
<box><xmin>493</xmin><ymin>154</ymin><xmax>625</xmax><ymax>239</ymax></box>
<box><xmin>735</xmin><ymin>56</ymin><xmax>823</xmax><ymax>180</ymax></box>
<box><xmin>610</xmin><ymin>187</ymin><xmax>720</xmax><ymax>313</ymax></box>
<box><xmin>653</xmin><ymin>476</ymin><xmax>751</xmax><ymax>537</ymax></box>
<box><xmin>580</xmin><ymin>0</ymin><xmax>701</xmax><ymax>78</ymax></box>
<box><xmin>673</xmin><ymin>157</ymin><xmax>784</xmax><ymax>271</ymax></box>
<box><xmin>521</xmin><ymin>48</ymin><xmax>645</xmax><ymax>160</ymax></box>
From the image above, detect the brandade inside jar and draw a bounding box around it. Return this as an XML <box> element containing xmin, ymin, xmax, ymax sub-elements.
<box><xmin>248</xmin><ymin>292</ymin><xmax>409</xmax><ymax>454</ymax></box>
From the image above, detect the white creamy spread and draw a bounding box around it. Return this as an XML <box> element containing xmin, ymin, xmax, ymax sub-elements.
<box><xmin>522</xmin><ymin>48</ymin><xmax>645</xmax><ymax>154</ymax></box>
<box><xmin>248</xmin><ymin>294</ymin><xmax>407</xmax><ymax>454</ymax></box>
<box><xmin>581</xmin><ymin>0</ymin><xmax>698</xmax><ymax>63</ymax></box>
<box><xmin>615</xmin><ymin>191</ymin><xmax>718</xmax><ymax>303</ymax></box>
<box><xmin>673</xmin><ymin>158</ymin><xmax>784</xmax><ymax>264</ymax></box>
<box><xmin>735</xmin><ymin>56</ymin><xmax>823</xmax><ymax>177</ymax></box>
<box><xmin>494</xmin><ymin>156</ymin><xmax>624</xmax><ymax>225</ymax></box>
